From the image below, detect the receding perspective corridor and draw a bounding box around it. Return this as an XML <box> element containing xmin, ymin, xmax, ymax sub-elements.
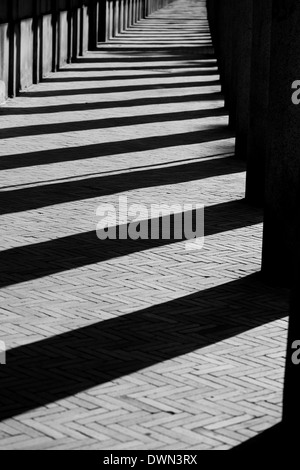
<box><xmin>0</xmin><ymin>0</ymin><xmax>290</xmax><ymax>450</ymax></box>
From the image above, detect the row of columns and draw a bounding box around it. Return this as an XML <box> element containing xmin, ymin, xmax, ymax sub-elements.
<box><xmin>207</xmin><ymin>0</ymin><xmax>300</xmax><ymax>433</ymax></box>
<box><xmin>0</xmin><ymin>0</ymin><xmax>173</xmax><ymax>103</ymax></box>
<box><xmin>99</xmin><ymin>0</ymin><xmax>172</xmax><ymax>42</ymax></box>
<box><xmin>0</xmin><ymin>0</ymin><xmax>94</xmax><ymax>101</ymax></box>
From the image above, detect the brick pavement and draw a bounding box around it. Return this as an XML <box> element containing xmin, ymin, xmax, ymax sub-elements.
<box><xmin>0</xmin><ymin>0</ymin><xmax>289</xmax><ymax>450</ymax></box>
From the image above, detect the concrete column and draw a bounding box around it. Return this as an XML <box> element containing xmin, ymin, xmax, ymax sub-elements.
<box><xmin>19</xmin><ymin>17</ymin><xmax>34</xmax><ymax>90</ymax></box>
<box><xmin>234</xmin><ymin>0</ymin><xmax>253</xmax><ymax>160</ymax></box>
<box><xmin>81</xmin><ymin>4</ymin><xmax>89</xmax><ymax>54</ymax></box>
<box><xmin>51</xmin><ymin>4</ymin><xmax>59</xmax><ymax>72</ymax></box>
<box><xmin>58</xmin><ymin>10</ymin><xmax>69</xmax><ymax>67</ymax></box>
<box><xmin>227</xmin><ymin>1</ymin><xmax>238</xmax><ymax>130</ymax></box>
<box><xmin>129</xmin><ymin>0</ymin><xmax>133</xmax><ymax>27</ymax></box>
<box><xmin>283</xmin><ymin>266</ymin><xmax>300</xmax><ymax>430</ymax></box>
<box><xmin>98</xmin><ymin>0</ymin><xmax>108</xmax><ymax>42</ymax></box>
<box><xmin>131</xmin><ymin>0</ymin><xmax>134</xmax><ymax>25</ymax></box>
<box><xmin>122</xmin><ymin>0</ymin><xmax>126</xmax><ymax>30</ymax></box>
<box><xmin>0</xmin><ymin>20</ymin><xmax>10</xmax><ymax>102</ymax></box>
<box><xmin>72</xmin><ymin>6</ymin><xmax>81</xmax><ymax>59</ymax></box>
<box><xmin>7</xmin><ymin>0</ymin><xmax>20</xmax><ymax>97</ymax></box>
<box><xmin>282</xmin><ymin>174</ymin><xmax>300</xmax><ymax>433</ymax></box>
<box><xmin>113</xmin><ymin>1</ymin><xmax>119</xmax><ymax>36</ymax></box>
<box><xmin>33</xmin><ymin>1</ymin><xmax>42</xmax><ymax>83</ymax></box>
<box><xmin>141</xmin><ymin>0</ymin><xmax>144</xmax><ymax>19</ymax></box>
<box><xmin>119</xmin><ymin>0</ymin><xmax>124</xmax><ymax>32</ymax></box>
<box><xmin>132</xmin><ymin>0</ymin><xmax>136</xmax><ymax>24</ymax></box>
<box><xmin>212</xmin><ymin>0</ymin><xmax>234</xmax><ymax>118</ymax></box>
<box><xmin>66</xmin><ymin>7</ymin><xmax>73</xmax><ymax>63</ymax></box>
<box><xmin>42</xmin><ymin>13</ymin><xmax>53</xmax><ymax>75</ymax></box>
<box><xmin>245</xmin><ymin>0</ymin><xmax>272</xmax><ymax>206</ymax></box>
<box><xmin>126</xmin><ymin>0</ymin><xmax>130</xmax><ymax>28</ymax></box>
<box><xmin>262</xmin><ymin>0</ymin><xmax>300</xmax><ymax>286</ymax></box>
<box><xmin>0</xmin><ymin>1</ymin><xmax>9</xmax><ymax>99</ymax></box>
<box><xmin>206</xmin><ymin>1</ymin><xmax>217</xmax><ymax>56</ymax></box>
<box><xmin>123</xmin><ymin>0</ymin><xmax>127</xmax><ymax>30</ymax></box>
<box><xmin>88</xmin><ymin>0</ymin><xmax>99</xmax><ymax>50</ymax></box>
<box><xmin>222</xmin><ymin>0</ymin><xmax>234</xmax><ymax>124</ymax></box>
<box><xmin>214</xmin><ymin>1</ymin><xmax>225</xmax><ymax>96</ymax></box>
<box><xmin>108</xmin><ymin>1</ymin><xmax>113</xmax><ymax>39</ymax></box>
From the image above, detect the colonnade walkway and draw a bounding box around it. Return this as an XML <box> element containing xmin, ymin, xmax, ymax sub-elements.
<box><xmin>0</xmin><ymin>0</ymin><xmax>289</xmax><ymax>450</ymax></box>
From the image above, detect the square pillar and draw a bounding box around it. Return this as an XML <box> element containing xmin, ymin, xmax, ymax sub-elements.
<box><xmin>234</xmin><ymin>0</ymin><xmax>253</xmax><ymax>160</ymax></box>
<box><xmin>245</xmin><ymin>0</ymin><xmax>272</xmax><ymax>206</ymax></box>
<box><xmin>262</xmin><ymin>0</ymin><xmax>300</xmax><ymax>286</ymax></box>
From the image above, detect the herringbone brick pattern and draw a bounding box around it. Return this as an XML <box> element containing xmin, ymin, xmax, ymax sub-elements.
<box><xmin>0</xmin><ymin>0</ymin><xmax>289</xmax><ymax>450</ymax></box>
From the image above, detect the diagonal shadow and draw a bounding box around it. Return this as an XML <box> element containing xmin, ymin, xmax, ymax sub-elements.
<box><xmin>0</xmin><ymin>273</ymin><xmax>289</xmax><ymax>422</ymax></box>
<box><xmin>41</xmin><ymin>69</ymin><xmax>219</xmax><ymax>83</ymax></box>
<box><xmin>94</xmin><ymin>46</ymin><xmax>213</xmax><ymax>54</ymax></box>
<box><xmin>58</xmin><ymin>64</ymin><xmax>217</xmax><ymax>73</ymax></box>
<box><xmin>0</xmin><ymin>126</ymin><xmax>232</xmax><ymax>172</ymax></box>
<box><xmin>101</xmin><ymin>44</ymin><xmax>212</xmax><ymax>49</ymax></box>
<box><xmin>75</xmin><ymin>53</ymin><xmax>213</xmax><ymax>63</ymax></box>
<box><xmin>0</xmin><ymin>107</ymin><xmax>226</xmax><ymax>140</ymax></box>
<box><xmin>0</xmin><ymin>199</ymin><xmax>262</xmax><ymax>288</ymax></box>
<box><xmin>0</xmin><ymin>92</ymin><xmax>223</xmax><ymax>116</ymax></box>
<box><xmin>2</xmin><ymin>153</ymin><xmax>234</xmax><ymax>190</ymax></box>
<box><xmin>0</xmin><ymin>156</ymin><xmax>239</xmax><ymax>214</ymax></box>
<box><xmin>19</xmin><ymin>80</ymin><xmax>220</xmax><ymax>98</ymax></box>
